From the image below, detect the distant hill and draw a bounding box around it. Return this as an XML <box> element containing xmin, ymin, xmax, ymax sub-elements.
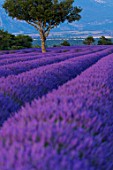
<box><xmin>0</xmin><ymin>0</ymin><xmax>36</xmax><ymax>34</ymax></box>
<box><xmin>75</xmin><ymin>0</ymin><xmax>113</xmax><ymax>32</ymax></box>
<box><xmin>0</xmin><ymin>0</ymin><xmax>113</xmax><ymax>37</ymax></box>
<box><xmin>0</xmin><ymin>0</ymin><xmax>81</xmax><ymax>34</ymax></box>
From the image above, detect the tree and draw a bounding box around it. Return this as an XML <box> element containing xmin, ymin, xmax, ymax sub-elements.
<box><xmin>0</xmin><ymin>29</ymin><xmax>33</xmax><ymax>50</ymax></box>
<box><xmin>0</xmin><ymin>29</ymin><xmax>12</xmax><ymax>50</ymax></box>
<box><xmin>15</xmin><ymin>35</ymin><xmax>33</xmax><ymax>48</ymax></box>
<box><xmin>61</xmin><ymin>40</ymin><xmax>70</xmax><ymax>46</ymax></box>
<box><xmin>98</xmin><ymin>36</ymin><xmax>113</xmax><ymax>45</ymax></box>
<box><xmin>83</xmin><ymin>36</ymin><xmax>95</xmax><ymax>45</ymax></box>
<box><xmin>3</xmin><ymin>0</ymin><xmax>82</xmax><ymax>53</ymax></box>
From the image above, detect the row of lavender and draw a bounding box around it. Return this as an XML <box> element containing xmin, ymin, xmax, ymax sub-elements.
<box><xmin>0</xmin><ymin>45</ymin><xmax>106</xmax><ymax>56</ymax></box>
<box><xmin>0</xmin><ymin>50</ymin><xmax>113</xmax><ymax>170</ymax></box>
<box><xmin>0</xmin><ymin>46</ymin><xmax>89</xmax><ymax>59</ymax></box>
<box><xmin>0</xmin><ymin>45</ymin><xmax>105</xmax><ymax>63</ymax></box>
<box><xmin>0</xmin><ymin>47</ymin><xmax>106</xmax><ymax>78</ymax></box>
<box><xmin>0</xmin><ymin>47</ymin><xmax>110</xmax><ymax>77</ymax></box>
<box><xmin>0</xmin><ymin>47</ymin><xmax>112</xmax><ymax>125</ymax></box>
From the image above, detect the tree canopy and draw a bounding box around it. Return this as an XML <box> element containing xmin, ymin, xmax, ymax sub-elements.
<box><xmin>3</xmin><ymin>0</ymin><xmax>82</xmax><ymax>52</ymax></box>
<box><xmin>61</xmin><ymin>40</ymin><xmax>70</xmax><ymax>46</ymax></box>
<box><xmin>0</xmin><ymin>29</ymin><xmax>33</xmax><ymax>50</ymax></box>
<box><xmin>83</xmin><ymin>36</ymin><xmax>95</xmax><ymax>45</ymax></box>
<box><xmin>98</xmin><ymin>36</ymin><xmax>113</xmax><ymax>45</ymax></box>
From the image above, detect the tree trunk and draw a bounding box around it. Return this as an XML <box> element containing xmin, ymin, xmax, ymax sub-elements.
<box><xmin>41</xmin><ymin>38</ymin><xmax>46</xmax><ymax>53</ymax></box>
<box><xmin>40</xmin><ymin>29</ymin><xmax>46</xmax><ymax>53</ymax></box>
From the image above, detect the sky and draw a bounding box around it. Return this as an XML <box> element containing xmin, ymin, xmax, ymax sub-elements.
<box><xmin>1</xmin><ymin>0</ymin><xmax>113</xmax><ymax>36</ymax></box>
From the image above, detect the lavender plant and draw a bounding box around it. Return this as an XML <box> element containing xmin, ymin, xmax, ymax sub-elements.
<box><xmin>0</xmin><ymin>46</ymin><xmax>110</xmax><ymax>77</ymax></box>
<box><xmin>0</xmin><ymin>51</ymin><xmax>113</xmax><ymax>169</ymax></box>
<box><xmin>0</xmin><ymin>46</ymin><xmax>112</xmax><ymax>124</ymax></box>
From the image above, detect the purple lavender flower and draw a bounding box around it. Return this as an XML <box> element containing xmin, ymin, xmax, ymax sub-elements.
<box><xmin>0</xmin><ymin>47</ymin><xmax>113</xmax><ymax>169</ymax></box>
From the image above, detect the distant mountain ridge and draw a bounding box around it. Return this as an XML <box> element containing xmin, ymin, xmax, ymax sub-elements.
<box><xmin>75</xmin><ymin>0</ymin><xmax>113</xmax><ymax>32</ymax></box>
<box><xmin>0</xmin><ymin>0</ymin><xmax>113</xmax><ymax>37</ymax></box>
<box><xmin>0</xmin><ymin>0</ymin><xmax>36</xmax><ymax>33</ymax></box>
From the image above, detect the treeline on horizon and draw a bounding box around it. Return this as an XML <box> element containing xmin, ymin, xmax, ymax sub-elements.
<box><xmin>83</xmin><ymin>36</ymin><xmax>113</xmax><ymax>45</ymax></box>
<box><xmin>0</xmin><ymin>29</ymin><xmax>33</xmax><ymax>50</ymax></box>
<box><xmin>0</xmin><ymin>29</ymin><xmax>113</xmax><ymax>50</ymax></box>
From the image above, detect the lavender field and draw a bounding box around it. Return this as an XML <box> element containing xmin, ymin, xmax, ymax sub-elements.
<box><xmin>0</xmin><ymin>45</ymin><xmax>113</xmax><ymax>170</ymax></box>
